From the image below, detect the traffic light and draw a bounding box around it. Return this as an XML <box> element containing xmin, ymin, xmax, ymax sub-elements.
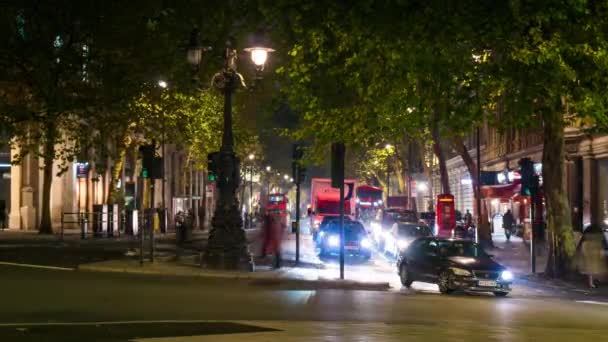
<box><xmin>292</xmin><ymin>144</ymin><xmax>304</xmax><ymax>160</ymax></box>
<box><xmin>518</xmin><ymin>158</ymin><xmax>535</xmax><ymax>196</ymax></box>
<box><xmin>207</xmin><ymin>151</ymin><xmax>219</xmax><ymax>182</ymax></box>
<box><xmin>139</xmin><ymin>144</ymin><xmax>162</xmax><ymax>179</ymax></box>
<box><xmin>297</xmin><ymin>165</ymin><xmax>307</xmax><ymax>184</ymax></box>
<box><xmin>331</xmin><ymin>142</ymin><xmax>345</xmax><ymax>188</ymax></box>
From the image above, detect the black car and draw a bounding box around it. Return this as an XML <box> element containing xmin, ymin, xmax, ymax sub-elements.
<box><xmin>316</xmin><ymin>221</ymin><xmax>372</xmax><ymax>259</ymax></box>
<box><xmin>396</xmin><ymin>237</ymin><xmax>513</xmax><ymax>296</ymax></box>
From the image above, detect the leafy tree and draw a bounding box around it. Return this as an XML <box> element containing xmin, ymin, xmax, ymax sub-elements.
<box><xmin>480</xmin><ymin>0</ymin><xmax>608</xmax><ymax>275</ymax></box>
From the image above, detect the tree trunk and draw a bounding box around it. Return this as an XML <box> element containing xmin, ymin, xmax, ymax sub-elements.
<box><xmin>107</xmin><ymin>131</ymin><xmax>130</xmax><ymax>205</ymax></box>
<box><xmin>543</xmin><ymin>108</ymin><xmax>575</xmax><ymax>277</ymax></box>
<box><xmin>39</xmin><ymin>123</ymin><xmax>56</xmax><ymax>234</ymax></box>
<box><xmin>451</xmin><ymin>135</ymin><xmax>492</xmax><ymax>243</ymax></box>
<box><xmin>417</xmin><ymin>140</ymin><xmax>435</xmax><ymax>211</ymax></box>
<box><xmin>431</xmin><ymin>115</ymin><xmax>450</xmax><ymax>194</ymax></box>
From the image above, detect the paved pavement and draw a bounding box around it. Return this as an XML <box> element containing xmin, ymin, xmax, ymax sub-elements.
<box><xmin>1</xmin><ymin>265</ymin><xmax>607</xmax><ymax>341</ymax></box>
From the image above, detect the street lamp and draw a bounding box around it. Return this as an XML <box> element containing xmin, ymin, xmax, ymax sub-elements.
<box><xmin>247</xmin><ymin>154</ymin><xmax>255</xmax><ymax>228</ymax></box>
<box><xmin>157</xmin><ymin>79</ymin><xmax>168</xmax><ymax>233</ymax></box>
<box><xmin>187</xmin><ymin>28</ymin><xmax>274</xmax><ymax>269</ymax></box>
<box><xmin>385</xmin><ymin>144</ymin><xmax>393</xmax><ymax>197</ymax></box>
<box><xmin>265</xmin><ymin>165</ymin><xmax>271</xmax><ymax>172</ymax></box>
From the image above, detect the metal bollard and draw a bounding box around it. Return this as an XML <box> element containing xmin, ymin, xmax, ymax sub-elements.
<box><xmin>60</xmin><ymin>213</ymin><xmax>65</xmax><ymax>241</ymax></box>
<box><xmin>81</xmin><ymin>215</ymin><xmax>88</xmax><ymax>240</ymax></box>
<box><xmin>140</xmin><ymin>223</ymin><xmax>145</xmax><ymax>266</ymax></box>
<box><xmin>150</xmin><ymin>215</ymin><xmax>155</xmax><ymax>263</ymax></box>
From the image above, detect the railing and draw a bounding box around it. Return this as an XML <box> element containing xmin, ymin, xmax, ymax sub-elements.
<box><xmin>60</xmin><ymin>209</ymin><xmax>169</xmax><ymax>264</ymax></box>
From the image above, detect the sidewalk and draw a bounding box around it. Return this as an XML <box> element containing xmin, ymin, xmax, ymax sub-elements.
<box><xmin>490</xmin><ymin>233</ymin><xmax>608</xmax><ymax>299</ymax></box>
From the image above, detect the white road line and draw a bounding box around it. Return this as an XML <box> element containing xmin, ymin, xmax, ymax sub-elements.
<box><xmin>576</xmin><ymin>300</ymin><xmax>608</xmax><ymax>306</ymax></box>
<box><xmin>0</xmin><ymin>320</ymin><xmax>226</xmax><ymax>327</ymax></box>
<box><xmin>0</xmin><ymin>261</ymin><xmax>74</xmax><ymax>271</ymax></box>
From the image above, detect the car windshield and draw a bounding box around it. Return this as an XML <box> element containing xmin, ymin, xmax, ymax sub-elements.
<box><xmin>437</xmin><ymin>240</ymin><xmax>488</xmax><ymax>258</ymax></box>
<box><xmin>357</xmin><ymin>189</ymin><xmax>383</xmax><ymax>201</ymax></box>
<box><xmin>398</xmin><ymin>224</ymin><xmax>432</xmax><ymax>238</ymax></box>
<box><xmin>326</xmin><ymin>223</ymin><xmax>366</xmax><ymax>238</ymax></box>
<box><xmin>386</xmin><ymin>211</ymin><xmax>417</xmax><ymax>222</ymax></box>
<box><xmin>420</xmin><ymin>212</ymin><xmax>435</xmax><ymax>220</ymax></box>
<box><xmin>321</xmin><ymin>216</ymin><xmax>351</xmax><ymax>225</ymax></box>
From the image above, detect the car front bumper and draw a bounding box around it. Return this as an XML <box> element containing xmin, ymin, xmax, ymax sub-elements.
<box><xmin>452</xmin><ymin>277</ymin><xmax>512</xmax><ymax>293</ymax></box>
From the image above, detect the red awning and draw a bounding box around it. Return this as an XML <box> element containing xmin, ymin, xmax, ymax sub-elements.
<box><xmin>480</xmin><ymin>182</ymin><xmax>520</xmax><ymax>199</ymax></box>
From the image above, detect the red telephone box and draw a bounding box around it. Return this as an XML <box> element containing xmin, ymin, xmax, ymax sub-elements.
<box><xmin>436</xmin><ymin>194</ymin><xmax>456</xmax><ymax>237</ymax></box>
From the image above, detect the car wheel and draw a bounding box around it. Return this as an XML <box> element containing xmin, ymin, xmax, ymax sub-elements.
<box><xmin>493</xmin><ymin>291</ymin><xmax>509</xmax><ymax>297</ymax></box>
<box><xmin>438</xmin><ymin>271</ymin><xmax>454</xmax><ymax>294</ymax></box>
<box><xmin>400</xmin><ymin>264</ymin><xmax>413</xmax><ymax>288</ymax></box>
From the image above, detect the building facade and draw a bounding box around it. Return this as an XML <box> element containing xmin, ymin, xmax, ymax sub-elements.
<box><xmin>434</xmin><ymin>124</ymin><xmax>608</xmax><ymax>231</ymax></box>
<box><xmin>2</xmin><ymin>142</ymin><xmax>213</xmax><ymax>232</ymax></box>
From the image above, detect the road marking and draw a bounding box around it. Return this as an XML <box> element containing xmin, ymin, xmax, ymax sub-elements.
<box><xmin>576</xmin><ymin>300</ymin><xmax>608</xmax><ymax>306</ymax></box>
<box><xmin>0</xmin><ymin>320</ymin><xmax>248</xmax><ymax>327</ymax></box>
<box><xmin>0</xmin><ymin>261</ymin><xmax>74</xmax><ymax>271</ymax></box>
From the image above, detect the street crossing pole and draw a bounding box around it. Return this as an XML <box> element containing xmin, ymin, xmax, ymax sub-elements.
<box><xmin>331</xmin><ymin>142</ymin><xmax>346</xmax><ymax>280</ymax></box>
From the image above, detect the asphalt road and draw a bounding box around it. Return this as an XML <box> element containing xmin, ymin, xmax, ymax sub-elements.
<box><xmin>1</xmin><ymin>265</ymin><xmax>607</xmax><ymax>341</ymax></box>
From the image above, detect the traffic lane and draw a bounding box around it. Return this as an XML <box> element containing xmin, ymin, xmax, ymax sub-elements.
<box><xmin>1</xmin><ymin>265</ymin><xmax>608</xmax><ymax>333</ymax></box>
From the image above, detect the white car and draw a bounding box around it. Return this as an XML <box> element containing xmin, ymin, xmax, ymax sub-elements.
<box><xmin>383</xmin><ymin>222</ymin><xmax>433</xmax><ymax>257</ymax></box>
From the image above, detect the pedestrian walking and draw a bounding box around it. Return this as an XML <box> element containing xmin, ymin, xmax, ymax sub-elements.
<box><xmin>577</xmin><ymin>224</ymin><xmax>607</xmax><ymax>288</ymax></box>
<box><xmin>175</xmin><ymin>211</ymin><xmax>186</xmax><ymax>244</ymax></box>
<box><xmin>464</xmin><ymin>209</ymin><xmax>473</xmax><ymax>229</ymax></box>
<box><xmin>502</xmin><ymin>209</ymin><xmax>514</xmax><ymax>241</ymax></box>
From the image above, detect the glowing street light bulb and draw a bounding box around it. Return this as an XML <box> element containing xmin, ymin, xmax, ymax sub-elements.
<box><xmin>248</xmin><ymin>153</ymin><xmax>255</xmax><ymax>160</ymax></box>
<box><xmin>158</xmin><ymin>80</ymin><xmax>168</xmax><ymax>88</ymax></box>
<box><xmin>266</xmin><ymin>166</ymin><xmax>271</xmax><ymax>172</ymax></box>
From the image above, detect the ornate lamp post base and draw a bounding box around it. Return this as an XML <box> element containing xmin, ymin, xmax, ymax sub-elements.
<box><xmin>206</xmin><ymin>204</ymin><xmax>251</xmax><ymax>270</ymax></box>
<box><xmin>204</xmin><ymin>151</ymin><xmax>252</xmax><ymax>270</ymax></box>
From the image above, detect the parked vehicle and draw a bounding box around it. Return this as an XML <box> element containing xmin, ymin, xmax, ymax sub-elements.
<box><xmin>396</xmin><ymin>237</ymin><xmax>513</xmax><ymax>296</ymax></box>
<box><xmin>316</xmin><ymin>220</ymin><xmax>372</xmax><ymax>260</ymax></box>
<box><xmin>384</xmin><ymin>222</ymin><xmax>433</xmax><ymax>257</ymax></box>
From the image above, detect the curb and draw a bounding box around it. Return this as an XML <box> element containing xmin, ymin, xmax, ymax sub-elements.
<box><xmin>78</xmin><ymin>262</ymin><xmax>390</xmax><ymax>291</ymax></box>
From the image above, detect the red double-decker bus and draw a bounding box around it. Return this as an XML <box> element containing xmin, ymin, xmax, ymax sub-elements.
<box><xmin>266</xmin><ymin>193</ymin><xmax>288</xmax><ymax>217</ymax></box>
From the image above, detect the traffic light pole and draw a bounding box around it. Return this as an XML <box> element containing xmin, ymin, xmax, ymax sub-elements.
<box><xmin>295</xmin><ymin>180</ymin><xmax>301</xmax><ymax>265</ymax></box>
<box><xmin>339</xmin><ymin>181</ymin><xmax>345</xmax><ymax>280</ymax></box>
<box><xmin>530</xmin><ymin>195</ymin><xmax>536</xmax><ymax>273</ymax></box>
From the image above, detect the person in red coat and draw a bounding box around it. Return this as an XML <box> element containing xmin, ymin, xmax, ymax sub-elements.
<box><xmin>261</xmin><ymin>213</ymin><xmax>284</xmax><ymax>268</ymax></box>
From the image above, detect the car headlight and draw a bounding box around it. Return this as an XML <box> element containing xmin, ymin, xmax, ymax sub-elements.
<box><xmin>450</xmin><ymin>267</ymin><xmax>472</xmax><ymax>276</ymax></box>
<box><xmin>319</xmin><ymin>231</ymin><xmax>325</xmax><ymax>238</ymax></box>
<box><xmin>361</xmin><ymin>238</ymin><xmax>372</xmax><ymax>249</ymax></box>
<box><xmin>501</xmin><ymin>270</ymin><xmax>514</xmax><ymax>281</ymax></box>
<box><xmin>328</xmin><ymin>235</ymin><xmax>340</xmax><ymax>247</ymax></box>
<box><xmin>371</xmin><ymin>222</ymin><xmax>381</xmax><ymax>231</ymax></box>
<box><xmin>397</xmin><ymin>239</ymin><xmax>411</xmax><ymax>249</ymax></box>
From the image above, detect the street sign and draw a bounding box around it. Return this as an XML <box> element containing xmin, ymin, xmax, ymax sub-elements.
<box><xmin>76</xmin><ymin>162</ymin><xmax>90</xmax><ymax>178</ymax></box>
